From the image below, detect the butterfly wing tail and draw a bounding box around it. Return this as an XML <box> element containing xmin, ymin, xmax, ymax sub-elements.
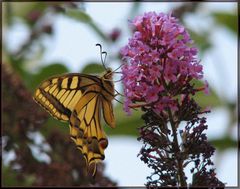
<box><xmin>69</xmin><ymin>91</ymin><xmax>108</xmax><ymax>177</ymax></box>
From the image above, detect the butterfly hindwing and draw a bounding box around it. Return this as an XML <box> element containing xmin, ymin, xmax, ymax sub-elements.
<box><xmin>69</xmin><ymin>89</ymin><xmax>108</xmax><ymax>176</ymax></box>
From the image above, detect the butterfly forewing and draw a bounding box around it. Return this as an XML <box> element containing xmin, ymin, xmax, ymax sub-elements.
<box><xmin>33</xmin><ymin>73</ymin><xmax>101</xmax><ymax>121</ymax></box>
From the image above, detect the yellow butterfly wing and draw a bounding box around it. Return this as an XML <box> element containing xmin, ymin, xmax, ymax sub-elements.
<box><xmin>102</xmin><ymin>97</ymin><xmax>115</xmax><ymax>128</ymax></box>
<box><xmin>33</xmin><ymin>70</ymin><xmax>115</xmax><ymax>177</ymax></box>
<box><xmin>33</xmin><ymin>73</ymin><xmax>100</xmax><ymax>121</ymax></box>
<box><xmin>69</xmin><ymin>88</ymin><xmax>108</xmax><ymax>176</ymax></box>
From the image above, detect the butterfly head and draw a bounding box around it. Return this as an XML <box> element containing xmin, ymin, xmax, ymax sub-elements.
<box><xmin>102</xmin><ymin>68</ymin><xmax>113</xmax><ymax>80</ymax></box>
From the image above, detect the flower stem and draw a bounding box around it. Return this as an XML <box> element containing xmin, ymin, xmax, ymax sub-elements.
<box><xmin>167</xmin><ymin>108</ymin><xmax>187</xmax><ymax>186</ymax></box>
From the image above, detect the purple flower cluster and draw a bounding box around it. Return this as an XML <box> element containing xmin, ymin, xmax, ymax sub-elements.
<box><xmin>121</xmin><ymin>12</ymin><xmax>205</xmax><ymax>114</ymax></box>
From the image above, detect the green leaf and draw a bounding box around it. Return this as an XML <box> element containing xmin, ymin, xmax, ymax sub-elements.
<box><xmin>212</xmin><ymin>12</ymin><xmax>238</xmax><ymax>35</ymax></box>
<box><xmin>7</xmin><ymin>56</ymin><xmax>35</xmax><ymax>90</ymax></box>
<box><xmin>39</xmin><ymin>117</ymin><xmax>69</xmax><ymax>138</ymax></box>
<box><xmin>188</xmin><ymin>29</ymin><xmax>211</xmax><ymax>54</ymax></box>
<box><xmin>3</xmin><ymin>165</ymin><xmax>36</xmax><ymax>186</ymax></box>
<box><xmin>105</xmin><ymin>104</ymin><xmax>143</xmax><ymax>137</ymax></box>
<box><xmin>8</xmin><ymin>2</ymin><xmax>47</xmax><ymax>27</ymax></box>
<box><xmin>210</xmin><ymin>136</ymin><xmax>237</xmax><ymax>151</ymax></box>
<box><xmin>30</xmin><ymin>63</ymin><xmax>69</xmax><ymax>91</ymax></box>
<box><xmin>2</xmin><ymin>2</ymin><xmax>13</xmax><ymax>27</ymax></box>
<box><xmin>37</xmin><ymin>63</ymin><xmax>69</xmax><ymax>76</ymax></box>
<box><xmin>88</xmin><ymin>21</ymin><xmax>108</xmax><ymax>41</ymax></box>
<box><xmin>3</xmin><ymin>166</ymin><xmax>18</xmax><ymax>186</ymax></box>
<box><xmin>127</xmin><ymin>2</ymin><xmax>141</xmax><ymax>20</ymax></box>
<box><xmin>24</xmin><ymin>175</ymin><xmax>36</xmax><ymax>186</ymax></box>
<box><xmin>65</xmin><ymin>8</ymin><xmax>92</xmax><ymax>23</ymax></box>
<box><xmin>80</xmin><ymin>63</ymin><xmax>105</xmax><ymax>74</ymax></box>
<box><xmin>64</xmin><ymin>8</ymin><xmax>107</xmax><ymax>41</ymax></box>
<box><xmin>191</xmin><ymin>79</ymin><xmax>222</xmax><ymax>108</ymax></box>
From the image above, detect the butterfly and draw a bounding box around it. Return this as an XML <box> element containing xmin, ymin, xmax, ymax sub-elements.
<box><xmin>33</xmin><ymin>45</ymin><xmax>116</xmax><ymax>176</ymax></box>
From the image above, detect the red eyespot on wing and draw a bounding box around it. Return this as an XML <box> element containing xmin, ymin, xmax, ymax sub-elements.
<box><xmin>99</xmin><ymin>139</ymin><xmax>108</xmax><ymax>149</ymax></box>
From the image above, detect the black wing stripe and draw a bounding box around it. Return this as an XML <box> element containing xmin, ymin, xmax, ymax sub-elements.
<box><xmin>67</xmin><ymin>77</ymin><xmax>72</xmax><ymax>89</ymax></box>
<box><xmin>56</xmin><ymin>77</ymin><xmax>63</xmax><ymax>89</ymax></box>
<box><xmin>93</xmin><ymin>116</ymin><xmax>98</xmax><ymax>139</ymax></box>
<box><xmin>69</xmin><ymin>118</ymin><xmax>84</xmax><ymax>133</ymax></box>
<box><xmin>50</xmin><ymin>85</ymin><xmax>59</xmax><ymax>95</ymax></box>
<box><xmin>84</xmin><ymin>94</ymin><xmax>100</xmax><ymax>127</ymax></box>
<box><xmin>77</xmin><ymin>92</ymin><xmax>98</xmax><ymax>116</ymax></box>
<box><xmin>92</xmin><ymin>96</ymin><xmax>100</xmax><ymax>136</ymax></box>
<box><xmin>81</xmin><ymin>74</ymin><xmax>101</xmax><ymax>83</ymax></box>
<box><xmin>85</xmin><ymin>95</ymin><xmax>99</xmax><ymax>126</ymax></box>
<box><xmin>61</xmin><ymin>91</ymin><xmax>73</xmax><ymax>104</ymax></box>
<box><xmin>76</xmin><ymin>83</ymin><xmax>95</xmax><ymax>92</ymax></box>
<box><xmin>59</xmin><ymin>90</ymin><xmax>70</xmax><ymax>103</ymax></box>
<box><xmin>39</xmin><ymin>88</ymin><xmax>71</xmax><ymax>117</ymax></box>
<box><xmin>65</xmin><ymin>90</ymin><xmax>77</xmax><ymax>107</ymax></box>
<box><xmin>89</xmin><ymin>155</ymin><xmax>105</xmax><ymax>164</ymax></box>
<box><xmin>101</xmin><ymin>93</ymin><xmax>109</xmax><ymax>102</ymax></box>
<box><xmin>102</xmin><ymin>81</ymin><xmax>115</xmax><ymax>97</ymax></box>
<box><xmin>76</xmin><ymin>76</ymin><xmax>81</xmax><ymax>89</ymax></box>
<box><xmin>39</xmin><ymin>73</ymin><xmax>101</xmax><ymax>85</ymax></box>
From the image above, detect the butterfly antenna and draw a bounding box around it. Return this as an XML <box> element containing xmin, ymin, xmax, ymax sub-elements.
<box><xmin>112</xmin><ymin>75</ymin><xmax>126</xmax><ymax>83</ymax></box>
<box><xmin>96</xmin><ymin>43</ymin><xmax>107</xmax><ymax>70</ymax></box>
<box><xmin>112</xmin><ymin>63</ymin><xmax>124</xmax><ymax>73</ymax></box>
<box><xmin>113</xmin><ymin>97</ymin><xmax>138</xmax><ymax>111</ymax></box>
<box><xmin>102</xmin><ymin>51</ymin><xmax>107</xmax><ymax>68</ymax></box>
<box><xmin>115</xmin><ymin>89</ymin><xmax>124</xmax><ymax>97</ymax></box>
<box><xmin>114</xmin><ymin>90</ymin><xmax>138</xmax><ymax>111</ymax></box>
<box><xmin>114</xmin><ymin>98</ymin><xmax>124</xmax><ymax>105</ymax></box>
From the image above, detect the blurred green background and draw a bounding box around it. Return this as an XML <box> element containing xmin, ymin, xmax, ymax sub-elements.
<box><xmin>2</xmin><ymin>2</ymin><xmax>238</xmax><ymax>186</ymax></box>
